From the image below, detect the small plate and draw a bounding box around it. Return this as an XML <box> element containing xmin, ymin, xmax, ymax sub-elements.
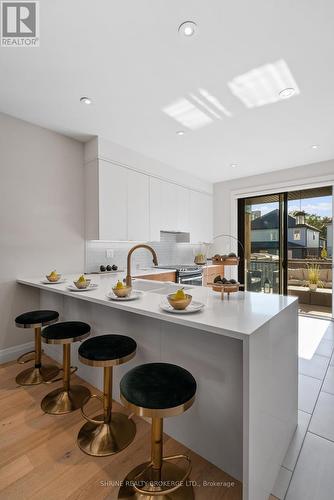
<box><xmin>67</xmin><ymin>283</ymin><xmax>98</xmax><ymax>292</ymax></box>
<box><xmin>106</xmin><ymin>291</ymin><xmax>142</xmax><ymax>301</ymax></box>
<box><xmin>160</xmin><ymin>300</ymin><xmax>205</xmax><ymax>314</ymax></box>
<box><xmin>41</xmin><ymin>278</ymin><xmax>66</xmax><ymax>284</ymax></box>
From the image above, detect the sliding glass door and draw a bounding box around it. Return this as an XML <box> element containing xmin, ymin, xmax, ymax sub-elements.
<box><xmin>238</xmin><ymin>186</ymin><xmax>333</xmax><ymax>319</ymax></box>
<box><xmin>238</xmin><ymin>194</ymin><xmax>285</xmax><ymax>294</ymax></box>
<box><xmin>287</xmin><ymin>187</ymin><xmax>332</xmax><ymax>319</ymax></box>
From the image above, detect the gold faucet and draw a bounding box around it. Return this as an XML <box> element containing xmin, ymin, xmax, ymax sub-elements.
<box><xmin>126</xmin><ymin>244</ymin><xmax>158</xmax><ymax>287</ymax></box>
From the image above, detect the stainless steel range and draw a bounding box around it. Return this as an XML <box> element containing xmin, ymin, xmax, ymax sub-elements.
<box><xmin>156</xmin><ymin>265</ymin><xmax>203</xmax><ymax>286</ymax></box>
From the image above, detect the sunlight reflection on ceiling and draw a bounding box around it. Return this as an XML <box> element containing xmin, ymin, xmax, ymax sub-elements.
<box><xmin>228</xmin><ymin>59</ymin><xmax>300</xmax><ymax>108</ymax></box>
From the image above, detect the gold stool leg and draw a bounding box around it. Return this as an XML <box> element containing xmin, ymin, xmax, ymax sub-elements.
<box><xmin>77</xmin><ymin>366</ymin><xmax>136</xmax><ymax>456</ymax></box>
<box><xmin>41</xmin><ymin>344</ymin><xmax>90</xmax><ymax>415</ymax></box>
<box><xmin>118</xmin><ymin>417</ymin><xmax>194</xmax><ymax>499</ymax></box>
<box><xmin>16</xmin><ymin>327</ymin><xmax>59</xmax><ymax>386</ymax></box>
<box><xmin>151</xmin><ymin>417</ymin><xmax>163</xmax><ymax>481</ymax></box>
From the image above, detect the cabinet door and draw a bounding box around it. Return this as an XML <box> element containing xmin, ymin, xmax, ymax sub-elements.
<box><xmin>176</xmin><ymin>185</ymin><xmax>190</xmax><ymax>232</ymax></box>
<box><xmin>202</xmin><ymin>193</ymin><xmax>213</xmax><ymax>242</ymax></box>
<box><xmin>163</xmin><ymin>181</ymin><xmax>178</xmax><ymax>231</ymax></box>
<box><xmin>189</xmin><ymin>191</ymin><xmax>213</xmax><ymax>243</ymax></box>
<box><xmin>149</xmin><ymin>177</ymin><xmax>163</xmax><ymax>240</ymax></box>
<box><xmin>149</xmin><ymin>178</ymin><xmax>176</xmax><ymax>239</ymax></box>
<box><xmin>127</xmin><ymin>170</ymin><xmax>149</xmax><ymax>241</ymax></box>
<box><xmin>98</xmin><ymin>161</ymin><xmax>127</xmax><ymax>240</ymax></box>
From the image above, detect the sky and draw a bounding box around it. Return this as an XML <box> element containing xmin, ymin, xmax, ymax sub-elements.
<box><xmin>253</xmin><ymin>196</ymin><xmax>332</xmax><ymax>218</ymax></box>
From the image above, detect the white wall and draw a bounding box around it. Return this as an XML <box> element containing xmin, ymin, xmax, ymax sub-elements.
<box><xmin>0</xmin><ymin>112</ymin><xmax>84</xmax><ymax>353</ymax></box>
<box><xmin>86</xmin><ymin>240</ymin><xmax>203</xmax><ymax>273</ymax></box>
<box><xmin>214</xmin><ymin>159</ymin><xmax>334</xmax><ymax>248</ymax></box>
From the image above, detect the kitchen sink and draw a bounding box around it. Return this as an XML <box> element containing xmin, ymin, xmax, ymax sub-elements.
<box><xmin>132</xmin><ymin>279</ymin><xmax>164</xmax><ymax>292</ymax></box>
<box><xmin>132</xmin><ymin>279</ymin><xmax>191</xmax><ymax>295</ymax></box>
<box><xmin>150</xmin><ymin>283</ymin><xmax>192</xmax><ymax>295</ymax></box>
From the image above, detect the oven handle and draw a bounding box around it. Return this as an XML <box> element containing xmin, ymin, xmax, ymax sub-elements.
<box><xmin>179</xmin><ymin>276</ymin><xmax>203</xmax><ymax>283</ymax></box>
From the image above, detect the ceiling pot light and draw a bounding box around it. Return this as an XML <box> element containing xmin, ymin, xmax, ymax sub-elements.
<box><xmin>230</xmin><ymin>163</ymin><xmax>238</xmax><ymax>168</ymax></box>
<box><xmin>80</xmin><ymin>96</ymin><xmax>92</xmax><ymax>105</ymax></box>
<box><xmin>228</xmin><ymin>60</ymin><xmax>300</xmax><ymax>109</ymax></box>
<box><xmin>178</xmin><ymin>21</ymin><xmax>197</xmax><ymax>37</ymax></box>
<box><xmin>176</xmin><ymin>130</ymin><xmax>185</xmax><ymax>136</ymax></box>
<box><xmin>279</xmin><ymin>87</ymin><xmax>295</xmax><ymax>99</ymax></box>
<box><xmin>311</xmin><ymin>144</ymin><xmax>320</xmax><ymax>149</ymax></box>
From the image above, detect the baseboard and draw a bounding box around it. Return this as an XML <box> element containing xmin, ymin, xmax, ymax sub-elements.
<box><xmin>0</xmin><ymin>341</ymin><xmax>34</xmax><ymax>364</ymax></box>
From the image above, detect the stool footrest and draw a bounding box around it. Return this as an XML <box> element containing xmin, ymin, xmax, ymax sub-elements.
<box><xmin>80</xmin><ymin>394</ymin><xmax>104</xmax><ymax>425</ymax></box>
<box><xmin>132</xmin><ymin>454</ymin><xmax>192</xmax><ymax>496</ymax></box>
<box><xmin>43</xmin><ymin>365</ymin><xmax>77</xmax><ymax>385</ymax></box>
<box><xmin>17</xmin><ymin>350</ymin><xmax>36</xmax><ymax>364</ymax></box>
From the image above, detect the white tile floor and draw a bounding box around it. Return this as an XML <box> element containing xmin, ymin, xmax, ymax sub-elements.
<box><xmin>272</xmin><ymin>316</ymin><xmax>334</xmax><ymax>499</ymax></box>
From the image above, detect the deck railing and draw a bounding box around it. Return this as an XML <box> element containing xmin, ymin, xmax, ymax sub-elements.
<box><xmin>248</xmin><ymin>258</ymin><xmax>332</xmax><ymax>294</ymax></box>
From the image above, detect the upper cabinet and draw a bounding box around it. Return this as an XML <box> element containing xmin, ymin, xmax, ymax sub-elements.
<box><xmin>84</xmin><ymin>160</ymin><xmax>212</xmax><ymax>243</ymax></box>
<box><xmin>127</xmin><ymin>170</ymin><xmax>150</xmax><ymax>241</ymax></box>
<box><xmin>99</xmin><ymin>161</ymin><xmax>128</xmax><ymax>241</ymax></box>
<box><xmin>189</xmin><ymin>190</ymin><xmax>213</xmax><ymax>243</ymax></box>
<box><xmin>149</xmin><ymin>179</ymin><xmax>191</xmax><ymax>240</ymax></box>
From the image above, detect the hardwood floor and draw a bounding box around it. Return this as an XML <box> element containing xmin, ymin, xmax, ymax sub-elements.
<box><xmin>0</xmin><ymin>356</ymin><xmax>242</xmax><ymax>499</ymax></box>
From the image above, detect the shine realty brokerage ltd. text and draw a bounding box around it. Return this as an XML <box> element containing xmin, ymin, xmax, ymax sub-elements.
<box><xmin>100</xmin><ymin>479</ymin><xmax>236</xmax><ymax>488</ymax></box>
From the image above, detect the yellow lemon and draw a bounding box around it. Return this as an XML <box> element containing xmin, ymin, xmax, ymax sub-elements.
<box><xmin>173</xmin><ymin>288</ymin><xmax>186</xmax><ymax>300</ymax></box>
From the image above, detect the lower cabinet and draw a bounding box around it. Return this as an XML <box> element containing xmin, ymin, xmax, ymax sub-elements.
<box><xmin>202</xmin><ymin>265</ymin><xmax>225</xmax><ymax>286</ymax></box>
<box><xmin>135</xmin><ymin>272</ymin><xmax>177</xmax><ymax>282</ymax></box>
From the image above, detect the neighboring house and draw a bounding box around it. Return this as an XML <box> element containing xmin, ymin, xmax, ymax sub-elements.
<box><xmin>251</xmin><ymin>209</ymin><xmax>321</xmax><ymax>258</ymax></box>
<box><xmin>251</xmin><ymin>210</ymin><xmax>262</xmax><ymax>221</ymax></box>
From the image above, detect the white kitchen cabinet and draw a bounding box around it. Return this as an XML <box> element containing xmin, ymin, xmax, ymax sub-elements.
<box><xmin>149</xmin><ymin>177</ymin><xmax>163</xmax><ymax>240</ymax></box>
<box><xmin>85</xmin><ymin>160</ymin><xmax>150</xmax><ymax>241</ymax></box>
<box><xmin>98</xmin><ymin>160</ymin><xmax>128</xmax><ymax>240</ymax></box>
<box><xmin>85</xmin><ymin>159</ymin><xmax>212</xmax><ymax>243</ymax></box>
<box><xmin>189</xmin><ymin>190</ymin><xmax>213</xmax><ymax>243</ymax></box>
<box><xmin>149</xmin><ymin>178</ymin><xmax>189</xmax><ymax>239</ymax></box>
<box><xmin>176</xmin><ymin>185</ymin><xmax>190</xmax><ymax>232</ymax></box>
<box><xmin>127</xmin><ymin>170</ymin><xmax>150</xmax><ymax>241</ymax></box>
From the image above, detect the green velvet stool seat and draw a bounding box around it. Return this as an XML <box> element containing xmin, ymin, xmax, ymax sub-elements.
<box><xmin>77</xmin><ymin>334</ymin><xmax>137</xmax><ymax>457</ymax></box>
<box><xmin>15</xmin><ymin>310</ymin><xmax>60</xmax><ymax>386</ymax></box>
<box><xmin>118</xmin><ymin>362</ymin><xmax>197</xmax><ymax>500</ymax></box>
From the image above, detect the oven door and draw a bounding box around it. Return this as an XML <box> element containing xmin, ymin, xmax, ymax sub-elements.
<box><xmin>178</xmin><ymin>274</ymin><xmax>203</xmax><ymax>286</ymax></box>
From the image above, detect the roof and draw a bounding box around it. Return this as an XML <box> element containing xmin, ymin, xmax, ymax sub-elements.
<box><xmin>251</xmin><ymin>209</ymin><xmax>321</xmax><ymax>232</ymax></box>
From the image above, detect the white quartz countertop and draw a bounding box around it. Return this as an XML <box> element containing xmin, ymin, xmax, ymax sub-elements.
<box><xmin>17</xmin><ymin>273</ymin><xmax>297</xmax><ymax>340</ymax></box>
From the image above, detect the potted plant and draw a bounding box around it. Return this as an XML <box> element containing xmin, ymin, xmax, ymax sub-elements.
<box><xmin>307</xmin><ymin>263</ymin><xmax>323</xmax><ymax>292</ymax></box>
<box><xmin>321</xmin><ymin>247</ymin><xmax>328</xmax><ymax>260</ymax></box>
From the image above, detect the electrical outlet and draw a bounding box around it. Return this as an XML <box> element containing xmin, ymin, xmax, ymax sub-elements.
<box><xmin>106</xmin><ymin>249</ymin><xmax>114</xmax><ymax>259</ymax></box>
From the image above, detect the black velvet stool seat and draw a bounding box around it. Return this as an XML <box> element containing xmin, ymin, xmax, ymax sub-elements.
<box><xmin>118</xmin><ymin>363</ymin><xmax>197</xmax><ymax>500</ymax></box>
<box><xmin>40</xmin><ymin>322</ymin><xmax>91</xmax><ymax>415</ymax></box>
<box><xmin>77</xmin><ymin>334</ymin><xmax>137</xmax><ymax>457</ymax></box>
<box><xmin>15</xmin><ymin>310</ymin><xmax>60</xmax><ymax>386</ymax></box>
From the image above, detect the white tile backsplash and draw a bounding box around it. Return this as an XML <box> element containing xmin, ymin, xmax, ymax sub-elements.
<box><xmin>85</xmin><ymin>240</ymin><xmax>202</xmax><ymax>273</ymax></box>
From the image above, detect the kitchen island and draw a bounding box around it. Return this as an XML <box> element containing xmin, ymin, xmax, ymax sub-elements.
<box><xmin>17</xmin><ymin>273</ymin><xmax>298</xmax><ymax>500</ymax></box>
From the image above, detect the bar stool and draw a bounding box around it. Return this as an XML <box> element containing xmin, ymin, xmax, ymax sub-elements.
<box><xmin>77</xmin><ymin>334</ymin><xmax>137</xmax><ymax>457</ymax></box>
<box><xmin>15</xmin><ymin>310</ymin><xmax>60</xmax><ymax>386</ymax></box>
<box><xmin>118</xmin><ymin>362</ymin><xmax>197</xmax><ymax>500</ymax></box>
<box><xmin>40</xmin><ymin>321</ymin><xmax>91</xmax><ymax>415</ymax></box>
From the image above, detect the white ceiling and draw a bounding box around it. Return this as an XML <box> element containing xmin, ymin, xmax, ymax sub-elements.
<box><xmin>1</xmin><ymin>0</ymin><xmax>334</xmax><ymax>183</ymax></box>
